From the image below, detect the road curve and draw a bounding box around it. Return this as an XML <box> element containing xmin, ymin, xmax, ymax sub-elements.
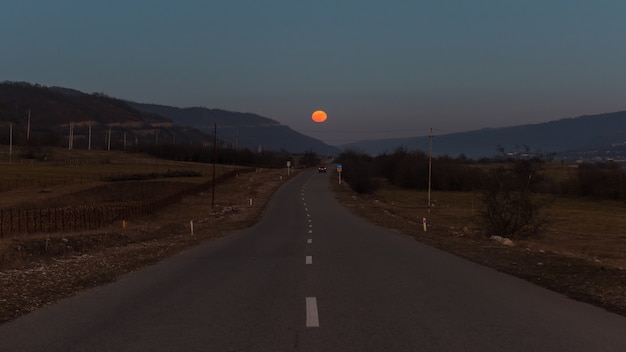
<box><xmin>1</xmin><ymin>170</ymin><xmax>626</xmax><ymax>351</ymax></box>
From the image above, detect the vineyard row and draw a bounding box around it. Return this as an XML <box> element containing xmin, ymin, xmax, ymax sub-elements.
<box><xmin>0</xmin><ymin>169</ymin><xmax>252</xmax><ymax>238</ymax></box>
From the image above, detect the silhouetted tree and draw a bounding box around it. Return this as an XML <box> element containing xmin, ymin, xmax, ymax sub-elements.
<box><xmin>573</xmin><ymin>162</ymin><xmax>625</xmax><ymax>200</ymax></box>
<box><xmin>299</xmin><ymin>149</ymin><xmax>321</xmax><ymax>168</ymax></box>
<box><xmin>479</xmin><ymin>151</ymin><xmax>552</xmax><ymax>239</ymax></box>
<box><xmin>336</xmin><ymin>150</ymin><xmax>379</xmax><ymax>194</ymax></box>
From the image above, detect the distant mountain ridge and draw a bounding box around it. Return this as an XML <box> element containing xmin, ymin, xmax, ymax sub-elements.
<box><xmin>129</xmin><ymin>102</ymin><xmax>341</xmax><ymax>155</ymax></box>
<box><xmin>2</xmin><ymin>81</ymin><xmax>625</xmax><ymax>161</ymax></box>
<box><xmin>342</xmin><ymin>111</ymin><xmax>626</xmax><ymax>160</ymax></box>
<box><xmin>0</xmin><ymin>82</ymin><xmax>340</xmax><ymax>155</ymax></box>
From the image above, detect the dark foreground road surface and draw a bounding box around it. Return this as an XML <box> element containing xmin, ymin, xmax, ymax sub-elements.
<box><xmin>1</xmin><ymin>170</ymin><xmax>626</xmax><ymax>351</ymax></box>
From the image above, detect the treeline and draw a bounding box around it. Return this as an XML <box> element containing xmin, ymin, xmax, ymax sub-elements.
<box><xmin>335</xmin><ymin>148</ymin><xmax>626</xmax><ymax>202</ymax></box>
<box><xmin>132</xmin><ymin>143</ymin><xmax>321</xmax><ymax>169</ymax></box>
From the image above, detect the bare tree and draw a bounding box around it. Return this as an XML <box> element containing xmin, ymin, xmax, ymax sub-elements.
<box><xmin>479</xmin><ymin>150</ymin><xmax>553</xmax><ymax>239</ymax></box>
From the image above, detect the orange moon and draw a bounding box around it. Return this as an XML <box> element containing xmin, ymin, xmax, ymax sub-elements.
<box><xmin>312</xmin><ymin>110</ymin><xmax>327</xmax><ymax>123</ymax></box>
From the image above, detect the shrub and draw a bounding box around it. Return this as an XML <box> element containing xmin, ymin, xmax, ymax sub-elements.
<box><xmin>479</xmin><ymin>154</ymin><xmax>552</xmax><ymax>239</ymax></box>
<box><xmin>336</xmin><ymin>150</ymin><xmax>379</xmax><ymax>194</ymax></box>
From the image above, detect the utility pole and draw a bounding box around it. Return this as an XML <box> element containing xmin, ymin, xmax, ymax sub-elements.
<box><xmin>107</xmin><ymin>128</ymin><xmax>111</xmax><ymax>151</ymax></box>
<box><xmin>428</xmin><ymin>128</ymin><xmax>433</xmax><ymax>214</ymax></box>
<box><xmin>68</xmin><ymin>122</ymin><xmax>74</xmax><ymax>150</ymax></box>
<box><xmin>26</xmin><ymin>109</ymin><xmax>31</xmax><ymax>143</ymax></box>
<box><xmin>212</xmin><ymin>122</ymin><xmax>217</xmax><ymax>208</ymax></box>
<box><xmin>9</xmin><ymin>124</ymin><xmax>13</xmax><ymax>163</ymax></box>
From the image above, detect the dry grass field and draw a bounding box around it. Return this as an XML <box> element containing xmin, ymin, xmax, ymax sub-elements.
<box><xmin>0</xmin><ymin>148</ymin><xmax>233</xmax><ymax>207</ymax></box>
<box><xmin>372</xmin><ymin>186</ymin><xmax>626</xmax><ymax>269</ymax></box>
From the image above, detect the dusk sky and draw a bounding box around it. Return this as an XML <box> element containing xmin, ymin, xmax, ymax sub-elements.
<box><xmin>2</xmin><ymin>1</ymin><xmax>626</xmax><ymax>145</ymax></box>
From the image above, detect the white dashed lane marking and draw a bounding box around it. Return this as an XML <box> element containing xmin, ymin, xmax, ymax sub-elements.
<box><xmin>304</xmin><ymin>174</ymin><xmax>321</xmax><ymax>328</ymax></box>
<box><xmin>306</xmin><ymin>297</ymin><xmax>319</xmax><ymax>327</ymax></box>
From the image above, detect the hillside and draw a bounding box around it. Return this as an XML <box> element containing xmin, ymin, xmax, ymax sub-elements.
<box><xmin>0</xmin><ymin>82</ymin><xmax>211</xmax><ymax>149</ymax></box>
<box><xmin>0</xmin><ymin>82</ymin><xmax>340</xmax><ymax>155</ymax></box>
<box><xmin>129</xmin><ymin>103</ymin><xmax>341</xmax><ymax>156</ymax></box>
<box><xmin>342</xmin><ymin>111</ymin><xmax>626</xmax><ymax>160</ymax></box>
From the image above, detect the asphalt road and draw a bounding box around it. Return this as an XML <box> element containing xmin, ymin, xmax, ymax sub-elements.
<box><xmin>1</xmin><ymin>170</ymin><xmax>626</xmax><ymax>351</ymax></box>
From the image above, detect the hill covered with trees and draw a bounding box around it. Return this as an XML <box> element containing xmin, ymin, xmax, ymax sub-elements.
<box><xmin>0</xmin><ymin>82</ymin><xmax>340</xmax><ymax>156</ymax></box>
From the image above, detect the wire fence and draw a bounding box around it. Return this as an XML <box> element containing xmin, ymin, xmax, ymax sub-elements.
<box><xmin>0</xmin><ymin>168</ymin><xmax>252</xmax><ymax>238</ymax></box>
